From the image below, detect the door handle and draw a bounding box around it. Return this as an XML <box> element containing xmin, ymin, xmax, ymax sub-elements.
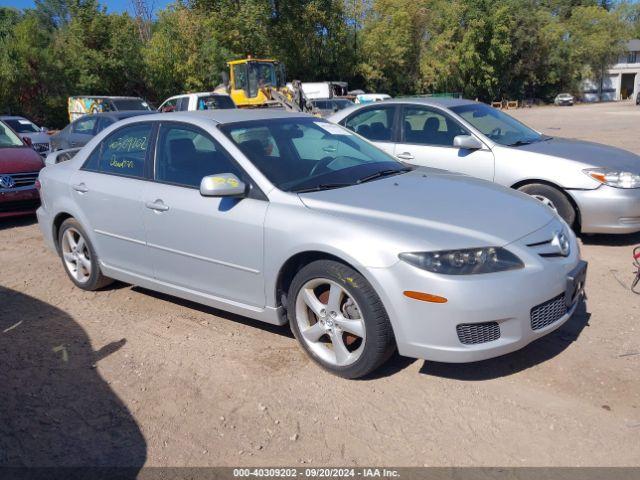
<box><xmin>396</xmin><ymin>152</ymin><xmax>414</xmax><ymax>161</ymax></box>
<box><xmin>72</xmin><ymin>183</ymin><xmax>88</xmax><ymax>193</ymax></box>
<box><xmin>145</xmin><ymin>200</ymin><xmax>169</xmax><ymax>212</ymax></box>
<box><xmin>69</xmin><ymin>142</ymin><xmax>78</xmax><ymax>147</ymax></box>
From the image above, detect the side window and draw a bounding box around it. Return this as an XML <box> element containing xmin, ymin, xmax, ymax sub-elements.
<box><xmin>72</xmin><ymin>116</ymin><xmax>97</xmax><ymax>134</ymax></box>
<box><xmin>343</xmin><ymin>107</ymin><xmax>394</xmax><ymax>142</ymax></box>
<box><xmin>401</xmin><ymin>106</ymin><xmax>468</xmax><ymax>147</ymax></box>
<box><xmin>95</xmin><ymin>117</ymin><xmax>114</xmax><ymax>134</ymax></box>
<box><xmin>177</xmin><ymin>97</ymin><xmax>190</xmax><ymax>111</ymax></box>
<box><xmin>160</xmin><ymin>98</ymin><xmax>178</xmax><ymax>112</ymax></box>
<box><xmin>155</xmin><ymin>124</ymin><xmax>242</xmax><ymax>188</ymax></box>
<box><xmin>233</xmin><ymin>64</ymin><xmax>248</xmax><ymax>92</ymax></box>
<box><xmin>96</xmin><ymin>123</ymin><xmax>151</xmax><ymax>178</ymax></box>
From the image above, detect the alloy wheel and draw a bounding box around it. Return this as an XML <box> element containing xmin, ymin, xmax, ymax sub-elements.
<box><xmin>295</xmin><ymin>278</ymin><xmax>366</xmax><ymax>367</ymax></box>
<box><xmin>61</xmin><ymin>227</ymin><xmax>92</xmax><ymax>284</ymax></box>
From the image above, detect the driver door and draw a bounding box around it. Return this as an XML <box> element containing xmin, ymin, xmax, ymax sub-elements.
<box><xmin>393</xmin><ymin>105</ymin><xmax>494</xmax><ymax>181</ymax></box>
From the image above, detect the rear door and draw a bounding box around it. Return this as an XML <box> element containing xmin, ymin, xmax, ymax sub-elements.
<box><xmin>341</xmin><ymin>105</ymin><xmax>398</xmax><ymax>156</ymax></box>
<box><xmin>69</xmin><ymin>122</ymin><xmax>154</xmax><ymax>277</ymax></box>
<box><xmin>394</xmin><ymin>104</ymin><xmax>494</xmax><ymax>181</ymax></box>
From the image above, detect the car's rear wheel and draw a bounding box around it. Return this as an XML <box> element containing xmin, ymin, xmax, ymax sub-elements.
<box><xmin>287</xmin><ymin>260</ymin><xmax>395</xmax><ymax>379</ymax></box>
<box><xmin>518</xmin><ymin>183</ymin><xmax>576</xmax><ymax>228</ymax></box>
<box><xmin>58</xmin><ymin>218</ymin><xmax>113</xmax><ymax>290</ymax></box>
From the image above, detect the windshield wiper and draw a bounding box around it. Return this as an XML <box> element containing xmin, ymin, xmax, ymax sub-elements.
<box><xmin>293</xmin><ymin>183</ymin><xmax>353</xmax><ymax>193</ymax></box>
<box><xmin>508</xmin><ymin>139</ymin><xmax>534</xmax><ymax>147</ymax></box>
<box><xmin>356</xmin><ymin>168</ymin><xmax>411</xmax><ymax>184</ymax></box>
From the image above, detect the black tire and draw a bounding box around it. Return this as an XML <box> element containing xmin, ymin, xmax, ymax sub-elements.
<box><xmin>58</xmin><ymin>218</ymin><xmax>113</xmax><ymax>291</ymax></box>
<box><xmin>287</xmin><ymin>260</ymin><xmax>395</xmax><ymax>379</ymax></box>
<box><xmin>518</xmin><ymin>183</ymin><xmax>576</xmax><ymax>228</ymax></box>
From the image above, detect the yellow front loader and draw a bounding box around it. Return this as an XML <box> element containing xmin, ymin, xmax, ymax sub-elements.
<box><xmin>215</xmin><ymin>57</ymin><xmax>313</xmax><ymax>113</ymax></box>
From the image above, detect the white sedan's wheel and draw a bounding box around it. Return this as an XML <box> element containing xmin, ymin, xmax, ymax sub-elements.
<box><xmin>61</xmin><ymin>227</ymin><xmax>92</xmax><ymax>284</ymax></box>
<box><xmin>295</xmin><ymin>278</ymin><xmax>366</xmax><ymax>367</ymax></box>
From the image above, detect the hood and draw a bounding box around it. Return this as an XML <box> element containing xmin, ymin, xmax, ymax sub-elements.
<box><xmin>21</xmin><ymin>132</ymin><xmax>51</xmax><ymax>145</ymax></box>
<box><xmin>0</xmin><ymin>147</ymin><xmax>45</xmax><ymax>173</ymax></box>
<box><xmin>298</xmin><ymin>169</ymin><xmax>555</xmax><ymax>248</ymax></box>
<box><xmin>515</xmin><ymin>137</ymin><xmax>640</xmax><ymax>171</ymax></box>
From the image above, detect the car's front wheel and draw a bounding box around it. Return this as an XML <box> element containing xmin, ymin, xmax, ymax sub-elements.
<box><xmin>287</xmin><ymin>260</ymin><xmax>395</xmax><ymax>379</ymax></box>
<box><xmin>518</xmin><ymin>183</ymin><xmax>576</xmax><ymax>228</ymax></box>
<box><xmin>58</xmin><ymin>218</ymin><xmax>113</xmax><ymax>291</ymax></box>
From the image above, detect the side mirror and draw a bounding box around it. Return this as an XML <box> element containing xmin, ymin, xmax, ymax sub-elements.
<box><xmin>453</xmin><ymin>135</ymin><xmax>483</xmax><ymax>150</ymax></box>
<box><xmin>40</xmin><ymin>126</ymin><xmax>48</xmax><ymax>133</ymax></box>
<box><xmin>200</xmin><ymin>173</ymin><xmax>246</xmax><ymax>197</ymax></box>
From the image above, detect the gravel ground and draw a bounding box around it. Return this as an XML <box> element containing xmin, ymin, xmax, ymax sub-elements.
<box><xmin>0</xmin><ymin>101</ymin><xmax>639</xmax><ymax>468</ymax></box>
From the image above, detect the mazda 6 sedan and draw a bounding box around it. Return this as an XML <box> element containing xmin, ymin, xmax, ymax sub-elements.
<box><xmin>37</xmin><ymin>110</ymin><xmax>586</xmax><ymax>378</ymax></box>
<box><xmin>329</xmin><ymin>98</ymin><xmax>640</xmax><ymax>234</ymax></box>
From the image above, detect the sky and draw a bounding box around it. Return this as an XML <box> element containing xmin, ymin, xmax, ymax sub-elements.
<box><xmin>1</xmin><ymin>0</ymin><xmax>172</xmax><ymax>14</ymax></box>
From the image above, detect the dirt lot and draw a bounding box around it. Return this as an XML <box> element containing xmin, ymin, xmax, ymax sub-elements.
<box><xmin>1</xmin><ymin>101</ymin><xmax>639</xmax><ymax>468</ymax></box>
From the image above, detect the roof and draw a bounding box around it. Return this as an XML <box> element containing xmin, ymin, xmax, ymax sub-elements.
<box><xmin>131</xmin><ymin>109</ymin><xmax>311</xmax><ymax>125</ymax></box>
<box><xmin>0</xmin><ymin>115</ymin><xmax>30</xmax><ymax>121</ymax></box>
<box><xmin>626</xmin><ymin>39</ymin><xmax>640</xmax><ymax>52</ymax></box>
<box><xmin>384</xmin><ymin>97</ymin><xmax>478</xmax><ymax>108</ymax></box>
<box><xmin>73</xmin><ymin>110</ymin><xmax>156</xmax><ymax>121</ymax></box>
<box><xmin>68</xmin><ymin>96</ymin><xmax>146</xmax><ymax>100</ymax></box>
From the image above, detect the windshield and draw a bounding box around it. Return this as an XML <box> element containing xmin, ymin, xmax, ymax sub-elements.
<box><xmin>197</xmin><ymin>95</ymin><xmax>236</xmax><ymax>110</ymax></box>
<box><xmin>4</xmin><ymin>118</ymin><xmax>39</xmax><ymax>133</ymax></box>
<box><xmin>450</xmin><ymin>103</ymin><xmax>542</xmax><ymax>146</ymax></box>
<box><xmin>333</xmin><ymin>99</ymin><xmax>353</xmax><ymax>110</ymax></box>
<box><xmin>250</xmin><ymin>62</ymin><xmax>277</xmax><ymax>88</ymax></box>
<box><xmin>110</xmin><ymin>98</ymin><xmax>152</xmax><ymax>111</ymax></box>
<box><xmin>0</xmin><ymin>121</ymin><xmax>25</xmax><ymax>147</ymax></box>
<box><xmin>220</xmin><ymin>118</ymin><xmax>407</xmax><ymax>192</ymax></box>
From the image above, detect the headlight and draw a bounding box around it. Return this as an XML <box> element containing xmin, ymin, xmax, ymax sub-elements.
<box><xmin>399</xmin><ymin>247</ymin><xmax>524</xmax><ymax>275</ymax></box>
<box><xmin>584</xmin><ymin>168</ymin><xmax>640</xmax><ymax>189</ymax></box>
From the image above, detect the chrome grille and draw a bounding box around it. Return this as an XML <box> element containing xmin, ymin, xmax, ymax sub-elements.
<box><xmin>1</xmin><ymin>172</ymin><xmax>39</xmax><ymax>188</ymax></box>
<box><xmin>456</xmin><ymin>322</ymin><xmax>500</xmax><ymax>345</ymax></box>
<box><xmin>32</xmin><ymin>142</ymin><xmax>50</xmax><ymax>154</ymax></box>
<box><xmin>530</xmin><ymin>293</ymin><xmax>566</xmax><ymax>330</ymax></box>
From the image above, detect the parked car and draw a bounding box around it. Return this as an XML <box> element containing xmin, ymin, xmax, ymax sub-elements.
<box><xmin>158</xmin><ymin>92</ymin><xmax>236</xmax><ymax>112</ymax></box>
<box><xmin>329</xmin><ymin>98</ymin><xmax>640</xmax><ymax>234</ymax></box>
<box><xmin>37</xmin><ymin>110</ymin><xmax>585</xmax><ymax>378</ymax></box>
<box><xmin>50</xmin><ymin>110</ymin><xmax>156</xmax><ymax>151</ymax></box>
<box><xmin>554</xmin><ymin>93</ymin><xmax>574</xmax><ymax>106</ymax></box>
<box><xmin>0</xmin><ymin>120</ymin><xmax>44</xmax><ymax>218</ymax></box>
<box><xmin>354</xmin><ymin>93</ymin><xmax>391</xmax><ymax>104</ymax></box>
<box><xmin>309</xmin><ymin>98</ymin><xmax>354</xmax><ymax>117</ymax></box>
<box><xmin>68</xmin><ymin>96</ymin><xmax>153</xmax><ymax>122</ymax></box>
<box><xmin>0</xmin><ymin>115</ymin><xmax>51</xmax><ymax>156</ymax></box>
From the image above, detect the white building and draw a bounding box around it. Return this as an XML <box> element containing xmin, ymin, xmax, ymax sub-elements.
<box><xmin>584</xmin><ymin>39</ymin><xmax>640</xmax><ymax>101</ymax></box>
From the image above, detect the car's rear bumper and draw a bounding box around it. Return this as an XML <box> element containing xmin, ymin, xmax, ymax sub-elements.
<box><xmin>569</xmin><ymin>185</ymin><xmax>640</xmax><ymax>234</ymax></box>
<box><xmin>0</xmin><ymin>186</ymin><xmax>40</xmax><ymax>218</ymax></box>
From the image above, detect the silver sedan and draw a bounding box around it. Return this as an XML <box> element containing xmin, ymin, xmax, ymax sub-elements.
<box><xmin>329</xmin><ymin>98</ymin><xmax>640</xmax><ymax>234</ymax></box>
<box><xmin>37</xmin><ymin>110</ymin><xmax>585</xmax><ymax>378</ymax></box>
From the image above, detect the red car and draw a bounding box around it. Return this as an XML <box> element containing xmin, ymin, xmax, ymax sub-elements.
<box><xmin>0</xmin><ymin>120</ymin><xmax>45</xmax><ymax>218</ymax></box>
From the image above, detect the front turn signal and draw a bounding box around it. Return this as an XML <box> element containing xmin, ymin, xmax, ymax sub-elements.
<box><xmin>403</xmin><ymin>291</ymin><xmax>448</xmax><ymax>303</ymax></box>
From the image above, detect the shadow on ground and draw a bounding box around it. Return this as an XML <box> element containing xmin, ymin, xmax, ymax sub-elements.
<box><xmin>133</xmin><ymin>286</ymin><xmax>295</xmax><ymax>339</ymax></box>
<box><xmin>0</xmin><ymin>286</ymin><xmax>146</xmax><ymax>472</ymax></box>
<box><xmin>0</xmin><ymin>215</ymin><xmax>37</xmax><ymax>231</ymax></box>
<box><xmin>420</xmin><ymin>300</ymin><xmax>590</xmax><ymax>381</ymax></box>
<box><xmin>580</xmin><ymin>231</ymin><xmax>640</xmax><ymax>247</ymax></box>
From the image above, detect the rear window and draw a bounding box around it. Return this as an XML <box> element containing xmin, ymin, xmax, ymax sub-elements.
<box><xmin>197</xmin><ymin>95</ymin><xmax>236</xmax><ymax>110</ymax></box>
<box><xmin>4</xmin><ymin>119</ymin><xmax>39</xmax><ymax>133</ymax></box>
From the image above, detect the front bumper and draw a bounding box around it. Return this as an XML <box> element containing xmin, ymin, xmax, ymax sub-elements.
<box><xmin>365</xmin><ymin>222</ymin><xmax>584</xmax><ymax>363</ymax></box>
<box><xmin>569</xmin><ymin>184</ymin><xmax>640</xmax><ymax>234</ymax></box>
<box><xmin>0</xmin><ymin>186</ymin><xmax>40</xmax><ymax>219</ymax></box>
